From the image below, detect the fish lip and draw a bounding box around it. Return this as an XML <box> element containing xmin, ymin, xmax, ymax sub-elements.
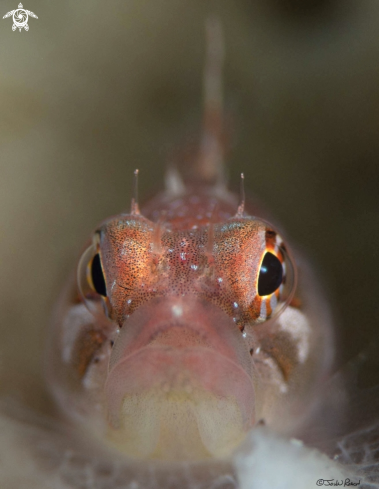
<box><xmin>104</xmin><ymin>347</ymin><xmax>255</xmax><ymax>460</ymax></box>
<box><xmin>104</xmin><ymin>295</ymin><xmax>256</xmax><ymax>435</ymax></box>
<box><xmin>108</xmin><ymin>295</ymin><xmax>253</xmax><ymax>376</ymax></box>
<box><xmin>107</xmin><ymin>342</ymin><xmax>254</xmax><ymax>397</ymax></box>
<box><xmin>105</xmin><ymin>343</ymin><xmax>256</xmax><ymax>438</ymax></box>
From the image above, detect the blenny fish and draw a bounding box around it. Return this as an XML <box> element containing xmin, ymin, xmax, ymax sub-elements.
<box><xmin>45</xmin><ymin>18</ymin><xmax>335</xmax><ymax>467</ymax></box>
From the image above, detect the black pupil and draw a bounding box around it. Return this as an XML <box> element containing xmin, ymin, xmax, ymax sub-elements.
<box><xmin>258</xmin><ymin>252</ymin><xmax>283</xmax><ymax>296</ymax></box>
<box><xmin>91</xmin><ymin>253</ymin><xmax>107</xmax><ymax>297</ymax></box>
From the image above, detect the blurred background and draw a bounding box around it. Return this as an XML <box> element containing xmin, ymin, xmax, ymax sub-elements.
<box><xmin>0</xmin><ymin>0</ymin><xmax>379</xmax><ymax>414</ymax></box>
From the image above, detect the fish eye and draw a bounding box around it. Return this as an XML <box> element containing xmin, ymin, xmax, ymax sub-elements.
<box><xmin>252</xmin><ymin>230</ymin><xmax>297</xmax><ymax>322</ymax></box>
<box><xmin>77</xmin><ymin>243</ymin><xmax>110</xmax><ymax>318</ymax></box>
<box><xmin>89</xmin><ymin>253</ymin><xmax>107</xmax><ymax>297</ymax></box>
<box><xmin>258</xmin><ymin>252</ymin><xmax>283</xmax><ymax>296</ymax></box>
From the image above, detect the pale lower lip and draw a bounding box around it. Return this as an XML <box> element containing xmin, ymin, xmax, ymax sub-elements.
<box><xmin>104</xmin><ymin>296</ymin><xmax>255</xmax><ymax>459</ymax></box>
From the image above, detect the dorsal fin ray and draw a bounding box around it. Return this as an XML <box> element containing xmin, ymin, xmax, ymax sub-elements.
<box><xmin>196</xmin><ymin>15</ymin><xmax>226</xmax><ymax>186</ymax></box>
<box><xmin>165</xmin><ymin>16</ymin><xmax>227</xmax><ymax>195</ymax></box>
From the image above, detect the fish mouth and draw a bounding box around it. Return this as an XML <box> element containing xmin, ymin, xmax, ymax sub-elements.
<box><xmin>105</xmin><ymin>296</ymin><xmax>255</xmax><ymax>461</ymax></box>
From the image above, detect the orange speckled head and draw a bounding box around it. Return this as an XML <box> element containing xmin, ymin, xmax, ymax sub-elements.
<box><xmin>72</xmin><ymin>189</ymin><xmax>298</xmax><ymax>459</ymax></box>
<box><xmin>89</xmin><ymin>195</ymin><xmax>295</xmax><ymax>331</ymax></box>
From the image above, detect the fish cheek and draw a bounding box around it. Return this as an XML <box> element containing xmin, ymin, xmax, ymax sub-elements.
<box><xmin>72</xmin><ymin>328</ymin><xmax>108</xmax><ymax>380</ymax></box>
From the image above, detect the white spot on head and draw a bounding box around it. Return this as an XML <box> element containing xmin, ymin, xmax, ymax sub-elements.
<box><xmin>172</xmin><ymin>305</ymin><xmax>183</xmax><ymax>318</ymax></box>
<box><xmin>278</xmin><ymin>307</ymin><xmax>311</xmax><ymax>363</ymax></box>
<box><xmin>279</xmin><ymin>384</ymin><xmax>288</xmax><ymax>394</ymax></box>
<box><xmin>261</xmin><ymin>356</ymin><xmax>288</xmax><ymax>392</ymax></box>
<box><xmin>270</xmin><ymin>294</ymin><xmax>278</xmax><ymax>312</ymax></box>
<box><xmin>259</xmin><ymin>299</ymin><xmax>267</xmax><ymax>320</ymax></box>
<box><xmin>61</xmin><ymin>304</ymin><xmax>91</xmax><ymax>363</ymax></box>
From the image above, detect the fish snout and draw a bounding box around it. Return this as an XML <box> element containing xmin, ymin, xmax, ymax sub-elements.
<box><xmin>104</xmin><ymin>296</ymin><xmax>255</xmax><ymax>460</ymax></box>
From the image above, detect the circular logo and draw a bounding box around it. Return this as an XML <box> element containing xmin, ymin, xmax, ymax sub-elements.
<box><xmin>12</xmin><ymin>8</ymin><xmax>28</xmax><ymax>29</ymax></box>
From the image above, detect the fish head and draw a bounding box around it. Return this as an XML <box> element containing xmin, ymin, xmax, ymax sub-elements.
<box><xmin>72</xmin><ymin>210</ymin><xmax>298</xmax><ymax>460</ymax></box>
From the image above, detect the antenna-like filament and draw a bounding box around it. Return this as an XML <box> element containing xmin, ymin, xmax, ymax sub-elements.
<box><xmin>131</xmin><ymin>169</ymin><xmax>140</xmax><ymax>215</ymax></box>
<box><xmin>236</xmin><ymin>173</ymin><xmax>245</xmax><ymax>217</ymax></box>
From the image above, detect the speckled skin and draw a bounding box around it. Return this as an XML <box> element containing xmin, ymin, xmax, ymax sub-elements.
<box><xmin>46</xmin><ymin>181</ymin><xmax>334</xmax><ymax>461</ymax></box>
<box><xmin>99</xmin><ymin>189</ymin><xmax>286</xmax><ymax>329</ymax></box>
